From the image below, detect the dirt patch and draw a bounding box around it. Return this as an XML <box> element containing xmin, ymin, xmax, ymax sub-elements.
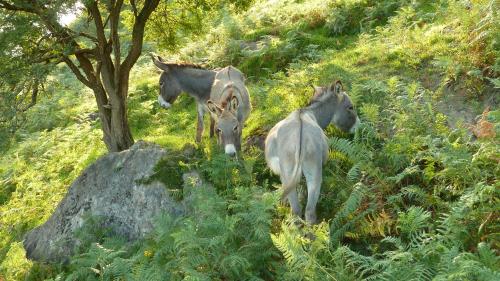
<box><xmin>421</xmin><ymin>71</ymin><xmax>498</xmax><ymax>132</ymax></box>
<box><xmin>436</xmin><ymin>85</ymin><xmax>498</xmax><ymax>131</ymax></box>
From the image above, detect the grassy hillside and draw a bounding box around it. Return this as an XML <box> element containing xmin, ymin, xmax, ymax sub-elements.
<box><xmin>1</xmin><ymin>0</ymin><xmax>498</xmax><ymax>280</ymax></box>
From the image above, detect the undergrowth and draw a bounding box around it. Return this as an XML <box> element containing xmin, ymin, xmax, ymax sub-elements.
<box><xmin>1</xmin><ymin>0</ymin><xmax>498</xmax><ymax>280</ymax></box>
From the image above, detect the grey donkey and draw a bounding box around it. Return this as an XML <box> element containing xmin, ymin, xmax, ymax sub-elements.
<box><xmin>206</xmin><ymin>66</ymin><xmax>251</xmax><ymax>157</ymax></box>
<box><xmin>265</xmin><ymin>80</ymin><xmax>360</xmax><ymax>224</ymax></box>
<box><xmin>151</xmin><ymin>54</ymin><xmax>216</xmax><ymax>143</ymax></box>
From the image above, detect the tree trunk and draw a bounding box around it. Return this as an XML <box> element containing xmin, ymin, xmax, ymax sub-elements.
<box><xmin>92</xmin><ymin>79</ymin><xmax>134</xmax><ymax>152</ymax></box>
<box><xmin>109</xmin><ymin>88</ymin><xmax>134</xmax><ymax>152</ymax></box>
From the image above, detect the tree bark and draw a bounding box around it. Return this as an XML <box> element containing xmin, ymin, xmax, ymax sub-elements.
<box><xmin>90</xmin><ymin>84</ymin><xmax>132</xmax><ymax>152</ymax></box>
<box><xmin>105</xmin><ymin>85</ymin><xmax>134</xmax><ymax>152</ymax></box>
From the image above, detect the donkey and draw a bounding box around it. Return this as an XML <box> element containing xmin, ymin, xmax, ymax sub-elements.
<box><xmin>151</xmin><ymin>54</ymin><xmax>216</xmax><ymax>143</ymax></box>
<box><xmin>265</xmin><ymin>80</ymin><xmax>360</xmax><ymax>224</ymax></box>
<box><xmin>206</xmin><ymin>66</ymin><xmax>251</xmax><ymax>157</ymax></box>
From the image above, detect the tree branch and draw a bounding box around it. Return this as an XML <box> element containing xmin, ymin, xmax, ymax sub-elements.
<box><xmin>121</xmin><ymin>0</ymin><xmax>160</xmax><ymax>79</ymax></box>
<box><xmin>0</xmin><ymin>0</ymin><xmax>36</xmax><ymax>13</ymax></box>
<box><xmin>33</xmin><ymin>47</ymin><xmax>98</xmax><ymax>64</ymax></box>
<box><xmin>87</xmin><ymin>1</ymin><xmax>107</xmax><ymax>46</ymax></box>
<box><xmin>86</xmin><ymin>1</ymin><xmax>115</xmax><ymax>96</ymax></box>
<box><xmin>35</xmin><ymin>34</ymin><xmax>52</xmax><ymax>48</ymax></box>
<box><xmin>69</xmin><ymin>30</ymin><xmax>99</xmax><ymax>43</ymax></box>
<box><xmin>109</xmin><ymin>0</ymin><xmax>124</xmax><ymax>84</ymax></box>
<box><xmin>103</xmin><ymin>13</ymin><xmax>111</xmax><ymax>30</ymax></box>
<box><xmin>19</xmin><ymin>80</ymin><xmax>39</xmax><ymax>112</ymax></box>
<box><xmin>130</xmin><ymin>0</ymin><xmax>138</xmax><ymax>17</ymax></box>
<box><xmin>62</xmin><ymin>56</ymin><xmax>93</xmax><ymax>88</ymax></box>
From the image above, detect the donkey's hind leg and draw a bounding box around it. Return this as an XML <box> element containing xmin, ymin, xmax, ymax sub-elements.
<box><xmin>279</xmin><ymin>156</ymin><xmax>303</xmax><ymax>220</ymax></box>
<box><xmin>303</xmin><ymin>160</ymin><xmax>322</xmax><ymax>224</ymax></box>
<box><xmin>287</xmin><ymin>188</ymin><xmax>302</xmax><ymax>218</ymax></box>
<box><xmin>196</xmin><ymin>103</ymin><xmax>205</xmax><ymax>143</ymax></box>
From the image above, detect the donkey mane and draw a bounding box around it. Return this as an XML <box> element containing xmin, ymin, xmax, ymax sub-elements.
<box><xmin>163</xmin><ymin>62</ymin><xmax>206</xmax><ymax>69</ymax></box>
<box><xmin>220</xmin><ymin>91</ymin><xmax>235</xmax><ymax>109</ymax></box>
<box><xmin>308</xmin><ymin>88</ymin><xmax>333</xmax><ymax>107</ymax></box>
<box><xmin>307</xmin><ymin>80</ymin><xmax>343</xmax><ymax>106</ymax></box>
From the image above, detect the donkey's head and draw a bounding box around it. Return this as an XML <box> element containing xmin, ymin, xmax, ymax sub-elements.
<box><xmin>207</xmin><ymin>95</ymin><xmax>241</xmax><ymax>157</ymax></box>
<box><xmin>312</xmin><ymin>80</ymin><xmax>360</xmax><ymax>133</ymax></box>
<box><xmin>151</xmin><ymin>54</ymin><xmax>182</xmax><ymax>109</ymax></box>
<box><xmin>329</xmin><ymin>81</ymin><xmax>359</xmax><ymax>133</ymax></box>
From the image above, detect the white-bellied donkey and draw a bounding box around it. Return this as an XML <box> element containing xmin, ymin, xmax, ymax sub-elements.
<box><xmin>206</xmin><ymin>66</ymin><xmax>251</xmax><ymax>157</ymax></box>
<box><xmin>265</xmin><ymin>80</ymin><xmax>360</xmax><ymax>224</ymax></box>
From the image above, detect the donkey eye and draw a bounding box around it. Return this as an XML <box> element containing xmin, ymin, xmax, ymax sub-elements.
<box><xmin>159</xmin><ymin>82</ymin><xmax>163</xmax><ymax>86</ymax></box>
<box><xmin>216</xmin><ymin>128</ymin><xmax>222</xmax><ymax>133</ymax></box>
<box><xmin>233</xmin><ymin>125</ymin><xmax>238</xmax><ymax>131</ymax></box>
<box><xmin>348</xmin><ymin>105</ymin><xmax>354</xmax><ymax>110</ymax></box>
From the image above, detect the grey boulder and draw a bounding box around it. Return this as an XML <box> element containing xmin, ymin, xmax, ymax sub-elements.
<box><xmin>23</xmin><ymin>141</ymin><xmax>185</xmax><ymax>263</ymax></box>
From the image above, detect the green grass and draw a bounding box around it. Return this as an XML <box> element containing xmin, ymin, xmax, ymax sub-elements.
<box><xmin>1</xmin><ymin>0</ymin><xmax>499</xmax><ymax>280</ymax></box>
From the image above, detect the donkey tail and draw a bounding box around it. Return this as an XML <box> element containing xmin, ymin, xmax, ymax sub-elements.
<box><xmin>281</xmin><ymin>110</ymin><xmax>303</xmax><ymax>200</ymax></box>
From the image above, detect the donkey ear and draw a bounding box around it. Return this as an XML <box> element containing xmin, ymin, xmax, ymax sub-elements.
<box><xmin>309</xmin><ymin>82</ymin><xmax>322</xmax><ymax>94</ymax></box>
<box><xmin>330</xmin><ymin>80</ymin><xmax>343</xmax><ymax>95</ymax></box>
<box><xmin>207</xmin><ymin>100</ymin><xmax>223</xmax><ymax>116</ymax></box>
<box><xmin>228</xmin><ymin>95</ymin><xmax>239</xmax><ymax>113</ymax></box>
<box><xmin>313</xmin><ymin>86</ymin><xmax>324</xmax><ymax>95</ymax></box>
<box><xmin>150</xmin><ymin>53</ymin><xmax>169</xmax><ymax>72</ymax></box>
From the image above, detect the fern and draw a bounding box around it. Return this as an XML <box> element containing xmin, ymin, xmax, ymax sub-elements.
<box><xmin>346</xmin><ymin>162</ymin><xmax>361</xmax><ymax>182</ymax></box>
<box><xmin>330</xmin><ymin>182</ymin><xmax>370</xmax><ymax>245</ymax></box>
<box><xmin>329</xmin><ymin>137</ymin><xmax>370</xmax><ymax>163</ymax></box>
<box><xmin>272</xmin><ymin>220</ymin><xmax>341</xmax><ymax>281</ymax></box>
<box><xmin>272</xmin><ymin>229</ymin><xmax>308</xmax><ymax>271</ymax></box>
<box><xmin>396</xmin><ymin>206</ymin><xmax>431</xmax><ymax>237</ymax></box>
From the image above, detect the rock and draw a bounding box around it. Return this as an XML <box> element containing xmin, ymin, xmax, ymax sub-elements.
<box><xmin>23</xmin><ymin>141</ymin><xmax>185</xmax><ymax>263</ymax></box>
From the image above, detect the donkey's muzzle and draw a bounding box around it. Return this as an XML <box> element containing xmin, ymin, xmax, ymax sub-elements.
<box><xmin>158</xmin><ymin>95</ymin><xmax>171</xmax><ymax>109</ymax></box>
<box><xmin>349</xmin><ymin>117</ymin><xmax>361</xmax><ymax>134</ymax></box>
<box><xmin>225</xmin><ymin>144</ymin><xmax>237</xmax><ymax>157</ymax></box>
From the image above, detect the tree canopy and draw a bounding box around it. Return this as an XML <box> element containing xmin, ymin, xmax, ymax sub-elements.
<box><xmin>0</xmin><ymin>0</ymin><xmax>235</xmax><ymax>151</ymax></box>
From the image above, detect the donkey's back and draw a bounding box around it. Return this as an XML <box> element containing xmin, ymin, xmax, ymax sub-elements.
<box><xmin>265</xmin><ymin>111</ymin><xmax>329</xmax><ymax>224</ymax></box>
<box><xmin>210</xmin><ymin>66</ymin><xmax>251</xmax><ymax>124</ymax></box>
<box><xmin>265</xmin><ymin>111</ymin><xmax>328</xmax><ymax>191</ymax></box>
<box><xmin>214</xmin><ymin>65</ymin><xmax>245</xmax><ymax>83</ymax></box>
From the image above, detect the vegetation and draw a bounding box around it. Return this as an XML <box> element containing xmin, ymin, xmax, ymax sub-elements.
<box><xmin>1</xmin><ymin>0</ymin><xmax>498</xmax><ymax>280</ymax></box>
<box><xmin>0</xmin><ymin>0</ymin><xmax>166</xmax><ymax>151</ymax></box>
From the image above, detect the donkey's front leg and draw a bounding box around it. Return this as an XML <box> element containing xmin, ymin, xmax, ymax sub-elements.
<box><xmin>196</xmin><ymin>103</ymin><xmax>205</xmax><ymax>143</ymax></box>
<box><xmin>209</xmin><ymin>116</ymin><xmax>215</xmax><ymax>138</ymax></box>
